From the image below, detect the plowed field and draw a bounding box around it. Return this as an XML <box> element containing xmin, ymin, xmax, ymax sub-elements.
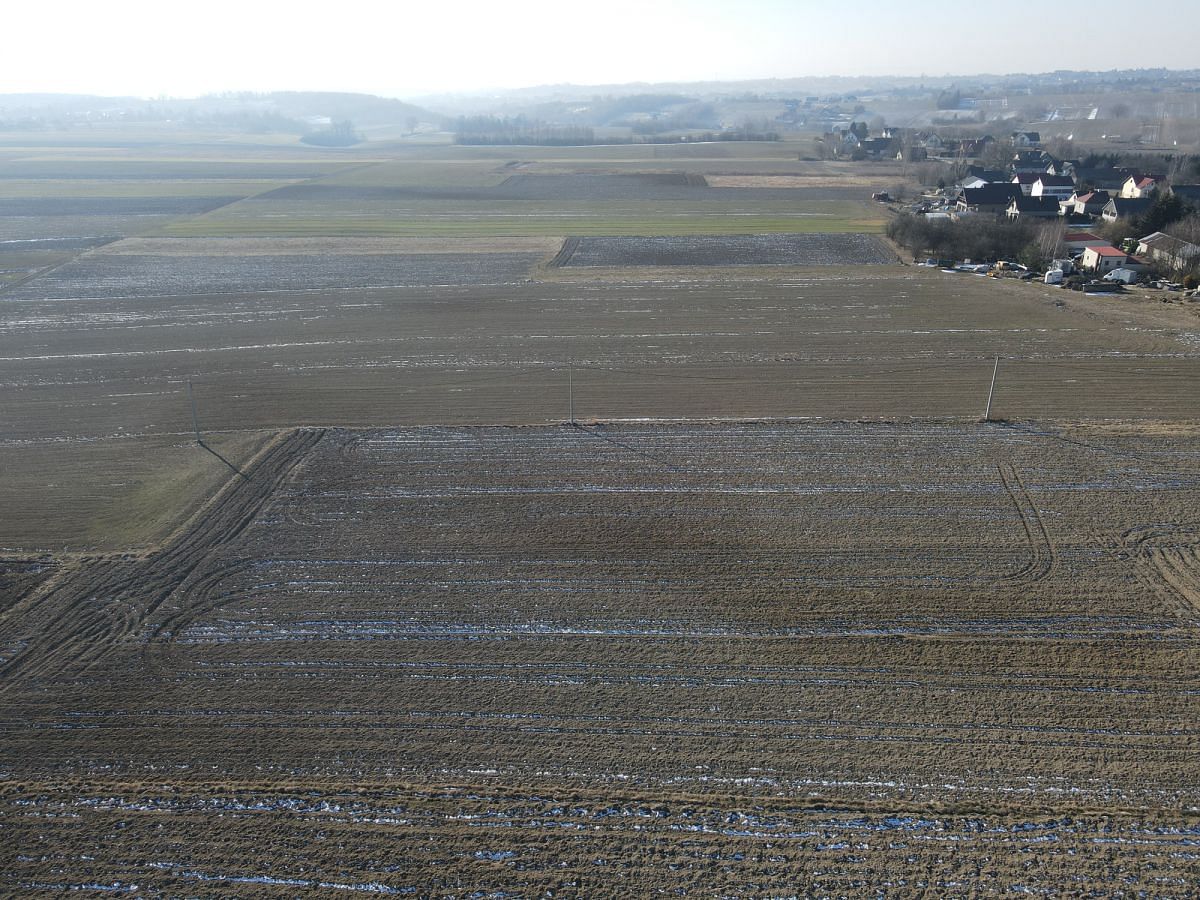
<box><xmin>2</xmin><ymin>422</ymin><xmax>1199</xmax><ymax>894</ymax></box>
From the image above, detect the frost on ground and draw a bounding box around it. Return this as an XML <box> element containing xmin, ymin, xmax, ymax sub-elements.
<box><xmin>558</xmin><ymin>233</ymin><xmax>897</xmax><ymax>267</ymax></box>
<box><xmin>3</xmin><ymin>421</ymin><xmax>1200</xmax><ymax>894</ymax></box>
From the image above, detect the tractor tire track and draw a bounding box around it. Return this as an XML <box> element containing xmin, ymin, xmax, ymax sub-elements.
<box><xmin>0</xmin><ymin>428</ymin><xmax>324</xmax><ymax>690</ymax></box>
<box><xmin>995</xmin><ymin>460</ymin><xmax>1056</xmax><ymax>585</ymax></box>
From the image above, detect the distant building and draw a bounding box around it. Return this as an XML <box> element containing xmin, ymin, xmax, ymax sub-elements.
<box><xmin>1011</xmin><ymin>150</ymin><xmax>1056</xmax><ymax>175</ymax></box>
<box><xmin>1120</xmin><ymin>175</ymin><xmax>1159</xmax><ymax>199</ymax></box>
<box><xmin>1012</xmin><ymin>172</ymin><xmax>1046</xmax><ymax>195</ymax></box>
<box><xmin>1062</xmin><ymin>231</ymin><xmax>1111</xmax><ymax>252</ymax></box>
<box><xmin>1031</xmin><ymin>175</ymin><xmax>1076</xmax><ymax>200</ymax></box>
<box><xmin>957</xmin><ymin>184</ymin><xmax>1023</xmax><ymax>215</ymax></box>
<box><xmin>1007</xmin><ymin>196</ymin><xmax>1061</xmax><ymax>220</ymax></box>
<box><xmin>1102</xmin><ymin>197</ymin><xmax>1155</xmax><ymax>222</ymax></box>
<box><xmin>1169</xmin><ymin>184</ymin><xmax>1200</xmax><ymax>206</ymax></box>
<box><xmin>1074</xmin><ymin>167</ymin><xmax>1137</xmax><ymax>192</ymax></box>
<box><xmin>1080</xmin><ymin>245</ymin><xmax>1131</xmax><ymax>273</ymax></box>
<box><xmin>1063</xmin><ymin>190</ymin><xmax>1111</xmax><ymax>217</ymax></box>
<box><xmin>1137</xmin><ymin>232</ymin><xmax>1200</xmax><ymax>272</ymax></box>
<box><xmin>1011</xmin><ymin>131</ymin><xmax>1042</xmax><ymax>148</ymax></box>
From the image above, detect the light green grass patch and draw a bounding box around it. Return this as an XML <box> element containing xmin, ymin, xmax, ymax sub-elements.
<box><xmin>0</xmin><ymin>179</ymin><xmax>301</xmax><ymax>198</ymax></box>
<box><xmin>161</xmin><ymin>213</ymin><xmax>884</xmax><ymax>238</ymax></box>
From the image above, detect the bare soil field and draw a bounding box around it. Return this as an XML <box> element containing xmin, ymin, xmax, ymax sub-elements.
<box><xmin>3</xmin><ymin>250</ymin><xmax>547</xmax><ymax>300</ymax></box>
<box><xmin>2</xmin><ymin>422</ymin><xmax>1199</xmax><ymax>894</ymax></box>
<box><xmin>557</xmin><ymin>233</ymin><xmax>897</xmax><ymax>267</ymax></box>
<box><xmin>0</xmin><ymin>196</ymin><xmax>245</xmax><ymax>217</ymax></box>
<box><xmin>4</xmin><ymin>136</ymin><xmax>1200</xmax><ymax>893</ymax></box>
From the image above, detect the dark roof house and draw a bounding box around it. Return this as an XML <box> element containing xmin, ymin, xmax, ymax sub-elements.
<box><xmin>957</xmin><ymin>183</ymin><xmax>1023</xmax><ymax>213</ymax></box>
<box><xmin>1170</xmin><ymin>184</ymin><xmax>1200</xmax><ymax>205</ymax></box>
<box><xmin>1102</xmin><ymin>197</ymin><xmax>1155</xmax><ymax>221</ymax></box>
<box><xmin>1007</xmin><ymin>196</ymin><xmax>1062</xmax><ymax>219</ymax></box>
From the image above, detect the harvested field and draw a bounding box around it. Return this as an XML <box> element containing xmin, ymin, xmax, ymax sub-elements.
<box><xmin>4</xmin><ymin>270</ymin><xmax>1200</xmax><ymax>466</ymax></box>
<box><xmin>0</xmin><ymin>159</ymin><xmax>356</xmax><ymax>180</ymax></box>
<box><xmin>0</xmin><ymin>196</ymin><xmax>244</xmax><ymax>217</ymax></box>
<box><xmin>2</xmin><ymin>422</ymin><xmax>1199</xmax><ymax>894</ymax></box>
<box><xmin>0</xmin><ymin>214</ymin><xmax>181</xmax><ymax>241</ymax></box>
<box><xmin>94</xmin><ymin>235</ymin><xmax>562</xmax><ymax>257</ymax></box>
<box><xmin>5</xmin><ymin>135</ymin><xmax>1200</xmax><ymax>893</ymax></box>
<box><xmin>3</xmin><ymin>251</ymin><xmax>545</xmax><ymax>300</ymax></box>
<box><xmin>556</xmin><ymin>232</ymin><xmax>897</xmax><ymax>267</ymax></box>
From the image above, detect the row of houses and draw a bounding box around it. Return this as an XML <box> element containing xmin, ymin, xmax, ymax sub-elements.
<box><xmin>825</xmin><ymin>126</ymin><xmax>1036</xmax><ymax>161</ymax></box>
<box><xmin>1055</xmin><ymin>230</ymin><xmax>1200</xmax><ymax>278</ymax></box>
<box><xmin>953</xmin><ymin>167</ymin><xmax>1200</xmax><ymax>225</ymax></box>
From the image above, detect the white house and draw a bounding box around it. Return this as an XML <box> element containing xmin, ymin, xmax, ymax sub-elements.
<box><xmin>1103</xmin><ymin>197</ymin><xmax>1155</xmax><ymax>222</ymax></box>
<box><xmin>1063</xmin><ymin>190</ymin><xmax>1110</xmax><ymax>217</ymax></box>
<box><xmin>1031</xmin><ymin>175</ymin><xmax>1076</xmax><ymax>201</ymax></box>
<box><xmin>1120</xmin><ymin>175</ymin><xmax>1158</xmax><ymax>199</ymax></box>
<box><xmin>1080</xmin><ymin>245</ymin><xmax>1130</xmax><ymax>273</ymax></box>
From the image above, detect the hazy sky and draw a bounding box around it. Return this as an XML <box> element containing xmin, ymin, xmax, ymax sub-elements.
<box><xmin>6</xmin><ymin>0</ymin><xmax>1200</xmax><ymax>99</ymax></box>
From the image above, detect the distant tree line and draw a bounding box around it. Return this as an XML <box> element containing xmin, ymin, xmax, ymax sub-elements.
<box><xmin>453</xmin><ymin>116</ymin><xmax>599</xmax><ymax>146</ymax></box>
<box><xmin>300</xmin><ymin>119</ymin><xmax>362</xmax><ymax>147</ymax></box>
<box><xmin>887</xmin><ymin>213</ymin><xmax>1063</xmax><ymax>269</ymax></box>
<box><xmin>453</xmin><ymin>115</ymin><xmax>778</xmax><ymax>146</ymax></box>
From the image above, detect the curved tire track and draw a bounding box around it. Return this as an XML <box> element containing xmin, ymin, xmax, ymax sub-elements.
<box><xmin>0</xmin><ymin>428</ymin><xmax>325</xmax><ymax>689</ymax></box>
<box><xmin>995</xmin><ymin>460</ymin><xmax>1056</xmax><ymax>585</ymax></box>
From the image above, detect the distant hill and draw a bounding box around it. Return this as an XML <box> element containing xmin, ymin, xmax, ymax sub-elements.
<box><xmin>265</xmin><ymin>92</ymin><xmax>447</xmax><ymax>130</ymax></box>
<box><xmin>0</xmin><ymin>91</ymin><xmax>447</xmax><ymax>137</ymax></box>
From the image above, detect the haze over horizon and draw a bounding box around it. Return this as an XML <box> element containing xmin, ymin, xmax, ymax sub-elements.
<box><xmin>7</xmin><ymin>0</ymin><xmax>1200</xmax><ymax>101</ymax></box>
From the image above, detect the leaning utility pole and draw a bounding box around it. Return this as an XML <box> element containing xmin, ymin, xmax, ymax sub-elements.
<box><xmin>983</xmin><ymin>355</ymin><xmax>999</xmax><ymax>422</ymax></box>
<box><xmin>187</xmin><ymin>379</ymin><xmax>202</xmax><ymax>443</ymax></box>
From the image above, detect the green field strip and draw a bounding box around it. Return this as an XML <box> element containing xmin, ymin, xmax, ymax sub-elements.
<box><xmin>159</xmin><ymin>215</ymin><xmax>885</xmax><ymax>237</ymax></box>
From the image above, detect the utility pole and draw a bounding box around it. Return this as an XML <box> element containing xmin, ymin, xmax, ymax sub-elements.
<box><xmin>187</xmin><ymin>379</ymin><xmax>202</xmax><ymax>444</ymax></box>
<box><xmin>983</xmin><ymin>355</ymin><xmax>999</xmax><ymax>422</ymax></box>
<box><xmin>568</xmin><ymin>359</ymin><xmax>575</xmax><ymax>425</ymax></box>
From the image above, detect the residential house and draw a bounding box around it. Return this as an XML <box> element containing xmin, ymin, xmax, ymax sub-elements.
<box><xmin>1031</xmin><ymin>175</ymin><xmax>1076</xmax><ymax>201</ymax></box>
<box><xmin>1049</xmin><ymin>159</ymin><xmax>1081</xmax><ymax>179</ymax></box>
<box><xmin>964</xmin><ymin>165</ymin><xmax>1008</xmax><ymax>184</ymax></box>
<box><xmin>1062</xmin><ymin>190</ymin><xmax>1111</xmax><ymax>217</ymax></box>
<box><xmin>1011</xmin><ymin>131</ymin><xmax>1042</xmax><ymax>148</ymax></box>
<box><xmin>1062</xmin><ymin>231</ymin><xmax>1111</xmax><ymax>253</ymax></box>
<box><xmin>1012</xmin><ymin>150</ymin><xmax>1056</xmax><ymax>175</ymax></box>
<box><xmin>1080</xmin><ymin>245</ymin><xmax>1131</xmax><ymax>273</ymax></box>
<box><xmin>917</xmin><ymin>132</ymin><xmax>944</xmax><ymax>152</ymax></box>
<box><xmin>1119</xmin><ymin>175</ymin><xmax>1158</xmax><ymax>199</ymax></box>
<box><xmin>957</xmin><ymin>184</ymin><xmax>1023</xmax><ymax>215</ymax></box>
<box><xmin>1007</xmin><ymin>196</ymin><xmax>1061</xmax><ymax>220</ymax></box>
<box><xmin>1102</xmin><ymin>197</ymin><xmax>1155</xmax><ymax>222</ymax></box>
<box><xmin>859</xmin><ymin>138</ymin><xmax>897</xmax><ymax>160</ymax></box>
<box><xmin>1012</xmin><ymin>172</ymin><xmax>1045</xmax><ymax>195</ymax></box>
<box><xmin>1169</xmin><ymin>184</ymin><xmax>1200</xmax><ymax>206</ymax></box>
<box><xmin>1137</xmin><ymin>232</ymin><xmax>1200</xmax><ymax>272</ymax></box>
<box><xmin>1073</xmin><ymin>167</ymin><xmax>1136</xmax><ymax>192</ymax></box>
<box><xmin>957</xmin><ymin>137</ymin><xmax>996</xmax><ymax>158</ymax></box>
